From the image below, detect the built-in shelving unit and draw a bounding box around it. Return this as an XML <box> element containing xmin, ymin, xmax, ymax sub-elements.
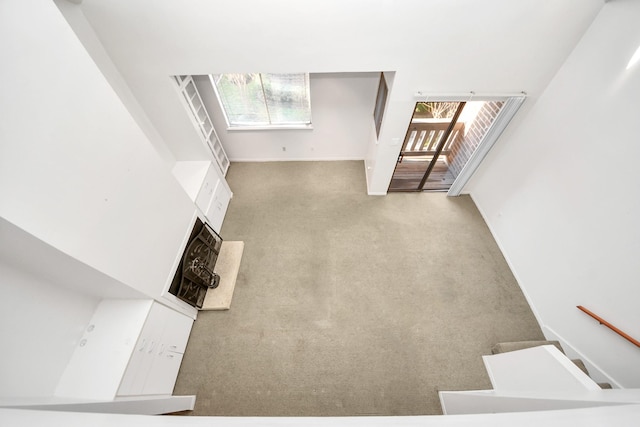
<box><xmin>174</xmin><ymin>75</ymin><xmax>230</xmax><ymax>175</ymax></box>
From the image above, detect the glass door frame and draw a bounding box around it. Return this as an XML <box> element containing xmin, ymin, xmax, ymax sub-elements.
<box><xmin>388</xmin><ymin>94</ymin><xmax>527</xmax><ymax>195</ymax></box>
<box><xmin>446</xmin><ymin>95</ymin><xmax>526</xmax><ymax>196</ymax></box>
<box><xmin>417</xmin><ymin>102</ymin><xmax>466</xmax><ymax>191</ymax></box>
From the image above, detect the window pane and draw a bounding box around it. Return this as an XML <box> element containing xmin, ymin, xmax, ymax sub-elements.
<box><xmin>261</xmin><ymin>73</ymin><xmax>311</xmax><ymax>125</ymax></box>
<box><xmin>374</xmin><ymin>73</ymin><xmax>387</xmax><ymax>137</ymax></box>
<box><xmin>212</xmin><ymin>73</ymin><xmax>269</xmax><ymax>125</ymax></box>
<box><xmin>212</xmin><ymin>73</ymin><xmax>311</xmax><ymax>127</ymax></box>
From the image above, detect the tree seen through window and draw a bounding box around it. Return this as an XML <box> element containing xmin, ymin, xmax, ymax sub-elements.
<box><xmin>211</xmin><ymin>73</ymin><xmax>311</xmax><ymax>127</ymax></box>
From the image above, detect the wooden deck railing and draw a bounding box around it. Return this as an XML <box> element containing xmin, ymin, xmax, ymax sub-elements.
<box><xmin>401</xmin><ymin>122</ymin><xmax>464</xmax><ymax>156</ymax></box>
<box><xmin>577</xmin><ymin>305</ymin><xmax>640</xmax><ymax>348</ymax></box>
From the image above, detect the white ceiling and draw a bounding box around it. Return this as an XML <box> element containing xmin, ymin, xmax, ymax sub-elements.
<box><xmin>66</xmin><ymin>0</ymin><xmax>604</xmax><ymax>161</ymax></box>
<box><xmin>78</xmin><ymin>0</ymin><xmax>603</xmax><ymax>79</ymax></box>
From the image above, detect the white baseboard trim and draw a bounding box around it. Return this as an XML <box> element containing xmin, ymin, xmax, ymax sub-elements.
<box><xmin>229</xmin><ymin>157</ymin><xmax>365</xmax><ymax>162</ymax></box>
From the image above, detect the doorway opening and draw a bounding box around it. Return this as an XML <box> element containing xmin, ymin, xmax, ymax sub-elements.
<box><xmin>388</xmin><ymin>99</ymin><xmax>510</xmax><ymax>192</ymax></box>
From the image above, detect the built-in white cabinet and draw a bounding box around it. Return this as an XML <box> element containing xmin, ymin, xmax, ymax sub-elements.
<box><xmin>207</xmin><ymin>176</ymin><xmax>232</xmax><ymax>233</ymax></box>
<box><xmin>172</xmin><ymin>160</ymin><xmax>232</xmax><ymax>234</ymax></box>
<box><xmin>171</xmin><ymin>74</ymin><xmax>233</xmax><ymax>234</ymax></box>
<box><xmin>55</xmin><ymin>299</ymin><xmax>193</xmax><ymax>400</ymax></box>
<box><xmin>195</xmin><ymin>164</ymin><xmax>220</xmax><ymax>214</ymax></box>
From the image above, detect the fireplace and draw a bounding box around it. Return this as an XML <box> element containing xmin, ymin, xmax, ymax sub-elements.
<box><xmin>169</xmin><ymin>218</ymin><xmax>223</xmax><ymax>308</ymax></box>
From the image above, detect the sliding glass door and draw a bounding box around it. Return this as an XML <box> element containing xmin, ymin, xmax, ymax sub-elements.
<box><xmin>388</xmin><ymin>98</ymin><xmax>519</xmax><ymax>193</ymax></box>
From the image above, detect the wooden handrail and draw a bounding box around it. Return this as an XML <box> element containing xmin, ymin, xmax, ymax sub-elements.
<box><xmin>577</xmin><ymin>305</ymin><xmax>640</xmax><ymax>348</ymax></box>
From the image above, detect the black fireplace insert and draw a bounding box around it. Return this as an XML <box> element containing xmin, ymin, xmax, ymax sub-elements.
<box><xmin>169</xmin><ymin>218</ymin><xmax>223</xmax><ymax>308</ymax></box>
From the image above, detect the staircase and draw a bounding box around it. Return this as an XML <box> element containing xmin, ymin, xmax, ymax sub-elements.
<box><xmin>439</xmin><ymin>341</ymin><xmax>640</xmax><ymax>415</ymax></box>
<box><xmin>490</xmin><ymin>341</ymin><xmax>612</xmax><ymax>389</ymax></box>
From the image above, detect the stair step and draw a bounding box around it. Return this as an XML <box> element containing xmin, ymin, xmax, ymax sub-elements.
<box><xmin>571</xmin><ymin>359</ymin><xmax>589</xmax><ymax>376</ymax></box>
<box><xmin>491</xmin><ymin>342</ymin><xmax>613</xmax><ymax>390</ymax></box>
<box><xmin>491</xmin><ymin>340</ymin><xmax>564</xmax><ymax>355</ymax></box>
<box><xmin>483</xmin><ymin>345</ymin><xmax>602</xmax><ymax>392</ymax></box>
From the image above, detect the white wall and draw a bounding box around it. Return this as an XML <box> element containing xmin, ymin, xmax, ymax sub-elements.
<box><xmin>0</xmin><ymin>218</ymin><xmax>146</xmax><ymax>301</ymax></box>
<box><xmin>73</xmin><ymin>0</ymin><xmax>603</xmax><ymax>193</ymax></box>
<box><xmin>468</xmin><ymin>0</ymin><xmax>640</xmax><ymax>387</ymax></box>
<box><xmin>194</xmin><ymin>73</ymin><xmax>380</xmax><ymax>161</ymax></box>
<box><xmin>53</xmin><ymin>0</ymin><xmax>178</xmax><ymax>166</ymax></box>
<box><xmin>0</xmin><ymin>216</ymin><xmax>167</xmax><ymax>399</ymax></box>
<box><xmin>0</xmin><ymin>0</ymin><xmax>196</xmax><ymax>300</ymax></box>
<box><xmin>0</xmin><ymin>261</ymin><xmax>98</xmax><ymax>398</ymax></box>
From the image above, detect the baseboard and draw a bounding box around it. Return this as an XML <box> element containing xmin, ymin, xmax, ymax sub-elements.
<box><xmin>229</xmin><ymin>157</ymin><xmax>365</xmax><ymax>162</ymax></box>
<box><xmin>468</xmin><ymin>193</ymin><xmax>544</xmax><ymax>329</ymax></box>
<box><xmin>542</xmin><ymin>326</ymin><xmax>621</xmax><ymax>388</ymax></box>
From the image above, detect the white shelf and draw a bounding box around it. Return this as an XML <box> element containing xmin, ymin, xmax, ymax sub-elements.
<box><xmin>174</xmin><ymin>75</ymin><xmax>230</xmax><ymax>176</ymax></box>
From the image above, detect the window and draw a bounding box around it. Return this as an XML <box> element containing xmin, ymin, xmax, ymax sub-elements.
<box><xmin>373</xmin><ymin>73</ymin><xmax>388</xmax><ymax>138</ymax></box>
<box><xmin>210</xmin><ymin>73</ymin><xmax>312</xmax><ymax>128</ymax></box>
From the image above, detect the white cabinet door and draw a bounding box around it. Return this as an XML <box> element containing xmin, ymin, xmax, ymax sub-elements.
<box><xmin>142</xmin><ymin>351</ymin><xmax>185</xmax><ymax>395</ymax></box>
<box><xmin>118</xmin><ymin>302</ymin><xmax>167</xmax><ymax>396</ymax></box>
<box><xmin>157</xmin><ymin>303</ymin><xmax>194</xmax><ymax>354</ymax></box>
<box><xmin>206</xmin><ymin>178</ymin><xmax>232</xmax><ymax>233</ymax></box>
<box><xmin>117</xmin><ymin>337</ymin><xmax>147</xmax><ymax>396</ymax></box>
<box><xmin>118</xmin><ymin>302</ymin><xmax>193</xmax><ymax>396</ymax></box>
<box><xmin>194</xmin><ymin>165</ymin><xmax>219</xmax><ymax>215</ymax></box>
<box><xmin>140</xmin><ymin>303</ymin><xmax>193</xmax><ymax>395</ymax></box>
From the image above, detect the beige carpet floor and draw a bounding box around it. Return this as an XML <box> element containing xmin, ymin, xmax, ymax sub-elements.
<box><xmin>172</xmin><ymin>161</ymin><xmax>544</xmax><ymax>416</ymax></box>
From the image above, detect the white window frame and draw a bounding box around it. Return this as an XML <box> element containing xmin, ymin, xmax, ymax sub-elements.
<box><xmin>209</xmin><ymin>73</ymin><xmax>313</xmax><ymax>131</ymax></box>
